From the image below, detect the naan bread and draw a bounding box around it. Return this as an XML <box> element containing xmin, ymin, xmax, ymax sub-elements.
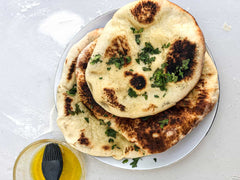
<box><xmin>57</xmin><ymin>29</ymin><xmax>146</xmax><ymax>160</ymax></box>
<box><xmin>85</xmin><ymin>0</ymin><xmax>205</xmax><ymax>118</ymax></box>
<box><xmin>76</xmin><ymin>41</ymin><xmax>219</xmax><ymax>155</ymax></box>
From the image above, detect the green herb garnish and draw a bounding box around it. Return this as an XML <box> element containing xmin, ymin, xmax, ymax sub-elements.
<box><xmin>130</xmin><ymin>158</ymin><xmax>141</xmax><ymax>168</ymax></box>
<box><xmin>140</xmin><ymin>116</ymin><xmax>150</xmax><ymax>121</ymax></box>
<box><xmin>128</xmin><ymin>88</ymin><xmax>138</xmax><ymax>98</ymax></box>
<box><xmin>112</xmin><ymin>144</ymin><xmax>120</xmax><ymax>150</ymax></box>
<box><xmin>126</xmin><ymin>56</ymin><xmax>132</xmax><ymax>64</ymax></box>
<box><xmin>99</xmin><ymin>77</ymin><xmax>103</xmax><ymax>80</ymax></box>
<box><xmin>84</xmin><ymin>117</ymin><xmax>89</xmax><ymax>123</ymax></box>
<box><xmin>150</xmin><ymin>63</ymin><xmax>178</xmax><ymax>91</ymax></box>
<box><xmin>68</xmin><ymin>109</ymin><xmax>75</xmax><ymax>115</ymax></box>
<box><xmin>112</xmin><ymin>144</ymin><xmax>117</xmax><ymax>149</ymax></box>
<box><xmin>104</xmin><ymin>114</ymin><xmax>108</xmax><ymax>117</ymax></box>
<box><xmin>159</xmin><ymin>119</ymin><xmax>169</xmax><ymax>129</ymax></box>
<box><xmin>108</xmin><ymin>138</ymin><xmax>114</xmax><ymax>143</ymax></box>
<box><xmin>122</xmin><ymin>159</ymin><xmax>128</xmax><ymax>164</ymax></box>
<box><xmin>162</xmin><ymin>42</ymin><xmax>171</xmax><ymax>49</ymax></box>
<box><xmin>130</xmin><ymin>27</ymin><xmax>144</xmax><ymax>34</ymax></box>
<box><xmin>90</xmin><ymin>54</ymin><xmax>102</xmax><ymax>65</ymax></box>
<box><xmin>129</xmin><ymin>69</ymin><xmax>134</xmax><ymax>72</ymax></box>
<box><xmin>154</xmin><ymin>95</ymin><xmax>159</xmax><ymax>98</ymax></box>
<box><xmin>142</xmin><ymin>42</ymin><xmax>161</xmax><ymax>55</ymax></box>
<box><xmin>107</xmin><ymin>67</ymin><xmax>111</xmax><ymax>71</ymax></box>
<box><xmin>163</xmin><ymin>93</ymin><xmax>166</xmax><ymax>97</ymax></box>
<box><xmin>135</xmin><ymin>34</ymin><xmax>141</xmax><ymax>45</ymax></box>
<box><xmin>106</xmin><ymin>55</ymin><xmax>125</xmax><ymax>69</ymax></box>
<box><xmin>142</xmin><ymin>92</ymin><xmax>148</xmax><ymax>100</ymax></box>
<box><xmin>142</xmin><ymin>67</ymin><xmax>151</xmax><ymax>71</ymax></box>
<box><xmin>66</xmin><ymin>84</ymin><xmax>77</xmax><ymax>96</ymax></box>
<box><xmin>75</xmin><ymin>104</ymin><xmax>84</xmax><ymax>114</ymax></box>
<box><xmin>99</xmin><ymin>119</ymin><xmax>105</xmax><ymax>125</ymax></box>
<box><xmin>130</xmin><ymin>27</ymin><xmax>144</xmax><ymax>45</ymax></box>
<box><xmin>136</xmin><ymin>42</ymin><xmax>160</xmax><ymax>65</ymax></box>
<box><xmin>153</xmin><ymin>158</ymin><xmax>157</xmax><ymax>162</ymax></box>
<box><xmin>105</xmin><ymin>128</ymin><xmax>117</xmax><ymax>138</ymax></box>
<box><xmin>106</xmin><ymin>121</ymin><xmax>111</xmax><ymax>127</ymax></box>
<box><xmin>134</xmin><ymin>145</ymin><xmax>140</xmax><ymax>152</ymax></box>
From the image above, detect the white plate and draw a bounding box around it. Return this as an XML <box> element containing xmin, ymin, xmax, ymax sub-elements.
<box><xmin>54</xmin><ymin>10</ymin><xmax>219</xmax><ymax>170</ymax></box>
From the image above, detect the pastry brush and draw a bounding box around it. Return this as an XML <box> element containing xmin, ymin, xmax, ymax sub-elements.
<box><xmin>42</xmin><ymin>143</ymin><xmax>63</xmax><ymax>180</ymax></box>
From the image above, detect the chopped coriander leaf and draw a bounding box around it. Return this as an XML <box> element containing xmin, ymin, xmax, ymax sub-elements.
<box><xmin>126</xmin><ymin>56</ymin><xmax>132</xmax><ymax>64</ymax></box>
<box><xmin>84</xmin><ymin>117</ymin><xmax>89</xmax><ymax>123</ymax></box>
<box><xmin>162</xmin><ymin>42</ymin><xmax>171</xmax><ymax>49</ymax></box>
<box><xmin>75</xmin><ymin>104</ymin><xmax>84</xmax><ymax>114</ymax></box>
<box><xmin>128</xmin><ymin>88</ymin><xmax>138</xmax><ymax>98</ymax></box>
<box><xmin>90</xmin><ymin>54</ymin><xmax>102</xmax><ymax>65</ymax></box>
<box><xmin>104</xmin><ymin>114</ymin><xmax>108</xmax><ymax>117</ymax></box>
<box><xmin>112</xmin><ymin>144</ymin><xmax>117</xmax><ymax>149</ymax></box>
<box><xmin>135</xmin><ymin>34</ymin><xmax>141</xmax><ymax>45</ymax></box>
<box><xmin>140</xmin><ymin>116</ymin><xmax>150</xmax><ymax>121</ymax></box>
<box><xmin>136</xmin><ymin>42</ymin><xmax>160</xmax><ymax>65</ymax></box>
<box><xmin>142</xmin><ymin>92</ymin><xmax>148</xmax><ymax>100</ymax></box>
<box><xmin>142</xmin><ymin>67</ymin><xmax>151</xmax><ymax>71</ymax></box>
<box><xmin>142</xmin><ymin>42</ymin><xmax>161</xmax><ymax>55</ymax></box>
<box><xmin>106</xmin><ymin>55</ymin><xmax>125</xmax><ymax>69</ymax></box>
<box><xmin>99</xmin><ymin>119</ymin><xmax>105</xmax><ymax>125</ymax></box>
<box><xmin>182</xmin><ymin>59</ymin><xmax>190</xmax><ymax>70</ymax></box>
<box><xmin>130</xmin><ymin>27</ymin><xmax>144</xmax><ymax>34</ymax></box>
<box><xmin>150</xmin><ymin>63</ymin><xmax>179</xmax><ymax>91</ymax></box>
<box><xmin>106</xmin><ymin>121</ymin><xmax>111</xmax><ymax>127</ymax></box>
<box><xmin>153</xmin><ymin>158</ymin><xmax>157</xmax><ymax>162</ymax></box>
<box><xmin>108</xmin><ymin>138</ymin><xmax>114</xmax><ymax>143</ymax></box>
<box><xmin>122</xmin><ymin>159</ymin><xmax>128</xmax><ymax>164</ymax></box>
<box><xmin>99</xmin><ymin>77</ymin><xmax>103</xmax><ymax>80</ymax></box>
<box><xmin>130</xmin><ymin>158</ymin><xmax>141</xmax><ymax>168</ymax></box>
<box><xmin>90</xmin><ymin>105</ymin><xmax>94</xmax><ymax>109</ymax></box>
<box><xmin>66</xmin><ymin>84</ymin><xmax>77</xmax><ymax>96</ymax></box>
<box><xmin>105</xmin><ymin>128</ymin><xmax>117</xmax><ymax>138</ymax></box>
<box><xmin>163</xmin><ymin>93</ymin><xmax>166</xmax><ymax>97</ymax></box>
<box><xmin>107</xmin><ymin>67</ymin><xmax>111</xmax><ymax>71</ymax></box>
<box><xmin>134</xmin><ymin>145</ymin><xmax>140</xmax><ymax>152</ymax></box>
<box><xmin>159</xmin><ymin>119</ymin><xmax>169</xmax><ymax>129</ymax></box>
<box><xmin>154</xmin><ymin>95</ymin><xmax>159</xmax><ymax>98</ymax></box>
<box><xmin>129</xmin><ymin>69</ymin><xmax>134</xmax><ymax>72</ymax></box>
<box><xmin>68</xmin><ymin>109</ymin><xmax>75</xmax><ymax>115</ymax></box>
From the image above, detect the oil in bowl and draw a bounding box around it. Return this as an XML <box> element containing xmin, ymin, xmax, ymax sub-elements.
<box><xmin>13</xmin><ymin>139</ymin><xmax>85</xmax><ymax>180</ymax></box>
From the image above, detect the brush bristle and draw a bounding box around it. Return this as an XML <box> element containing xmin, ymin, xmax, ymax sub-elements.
<box><xmin>43</xmin><ymin>143</ymin><xmax>63</xmax><ymax>161</ymax></box>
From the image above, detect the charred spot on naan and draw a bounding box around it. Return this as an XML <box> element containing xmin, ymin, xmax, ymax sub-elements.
<box><xmin>105</xmin><ymin>35</ymin><xmax>130</xmax><ymax>57</ymax></box>
<box><xmin>130</xmin><ymin>75</ymin><xmax>146</xmax><ymax>90</ymax></box>
<box><xmin>103</xmin><ymin>88</ymin><xmax>126</xmax><ymax>111</ymax></box>
<box><xmin>131</xmin><ymin>0</ymin><xmax>160</xmax><ymax>24</ymax></box>
<box><xmin>64</xmin><ymin>96</ymin><xmax>73</xmax><ymax>116</ymax></box>
<box><xmin>102</xmin><ymin>145</ymin><xmax>110</xmax><ymax>150</ymax></box>
<box><xmin>105</xmin><ymin>35</ymin><xmax>132</xmax><ymax>67</ymax></box>
<box><xmin>166</xmin><ymin>39</ymin><xmax>196</xmax><ymax>81</ymax></box>
<box><xmin>67</xmin><ymin>57</ymin><xmax>77</xmax><ymax>80</ymax></box>
<box><xmin>78</xmin><ymin>132</ymin><xmax>90</xmax><ymax>146</ymax></box>
<box><xmin>124</xmin><ymin>71</ymin><xmax>147</xmax><ymax>90</ymax></box>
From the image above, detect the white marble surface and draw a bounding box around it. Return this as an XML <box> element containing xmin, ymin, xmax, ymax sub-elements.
<box><xmin>0</xmin><ymin>0</ymin><xmax>240</xmax><ymax>179</ymax></box>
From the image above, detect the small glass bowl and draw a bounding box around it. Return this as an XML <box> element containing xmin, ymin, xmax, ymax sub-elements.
<box><xmin>13</xmin><ymin>139</ymin><xmax>85</xmax><ymax>180</ymax></box>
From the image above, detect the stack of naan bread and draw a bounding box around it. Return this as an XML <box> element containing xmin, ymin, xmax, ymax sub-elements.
<box><xmin>57</xmin><ymin>0</ymin><xmax>219</xmax><ymax>160</ymax></box>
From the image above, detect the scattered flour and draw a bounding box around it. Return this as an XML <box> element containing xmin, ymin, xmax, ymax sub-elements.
<box><xmin>223</xmin><ymin>22</ymin><xmax>232</xmax><ymax>32</ymax></box>
<box><xmin>38</xmin><ymin>11</ymin><xmax>85</xmax><ymax>46</ymax></box>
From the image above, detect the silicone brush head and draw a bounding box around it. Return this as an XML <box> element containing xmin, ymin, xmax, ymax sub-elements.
<box><xmin>42</xmin><ymin>143</ymin><xmax>63</xmax><ymax>180</ymax></box>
